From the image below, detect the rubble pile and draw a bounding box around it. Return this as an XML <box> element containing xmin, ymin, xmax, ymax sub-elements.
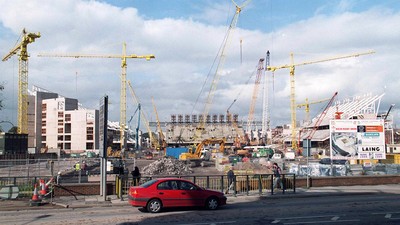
<box><xmin>142</xmin><ymin>158</ymin><xmax>193</xmax><ymax>175</ymax></box>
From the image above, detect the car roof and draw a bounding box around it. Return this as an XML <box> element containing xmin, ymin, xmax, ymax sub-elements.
<box><xmin>154</xmin><ymin>177</ymin><xmax>189</xmax><ymax>182</ymax></box>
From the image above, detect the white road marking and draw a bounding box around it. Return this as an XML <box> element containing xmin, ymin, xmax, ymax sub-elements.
<box><xmin>179</xmin><ymin>221</ymin><xmax>237</xmax><ymax>225</ymax></box>
<box><xmin>331</xmin><ymin>216</ymin><xmax>339</xmax><ymax>221</ymax></box>
<box><xmin>283</xmin><ymin>219</ymin><xmax>360</xmax><ymax>224</ymax></box>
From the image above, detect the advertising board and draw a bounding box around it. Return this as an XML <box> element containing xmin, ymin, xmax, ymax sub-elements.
<box><xmin>329</xmin><ymin>119</ymin><xmax>385</xmax><ymax>160</ymax></box>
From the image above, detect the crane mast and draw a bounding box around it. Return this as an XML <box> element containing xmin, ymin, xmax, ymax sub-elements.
<box><xmin>261</xmin><ymin>50</ymin><xmax>270</xmax><ymax>143</ymax></box>
<box><xmin>2</xmin><ymin>29</ymin><xmax>40</xmax><ymax>134</ymax></box>
<box><xmin>267</xmin><ymin>51</ymin><xmax>375</xmax><ymax>150</ymax></box>
<box><xmin>38</xmin><ymin>43</ymin><xmax>154</xmax><ymax>151</ymax></box>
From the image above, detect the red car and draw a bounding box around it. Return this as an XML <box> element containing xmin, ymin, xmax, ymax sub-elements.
<box><xmin>128</xmin><ymin>178</ymin><xmax>227</xmax><ymax>213</ymax></box>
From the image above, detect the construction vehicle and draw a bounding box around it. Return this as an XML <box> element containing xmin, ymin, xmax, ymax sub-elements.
<box><xmin>2</xmin><ymin>29</ymin><xmax>40</xmax><ymax>134</ymax></box>
<box><xmin>267</xmin><ymin>51</ymin><xmax>375</xmax><ymax>150</ymax></box>
<box><xmin>179</xmin><ymin>138</ymin><xmax>226</xmax><ymax>167</ymax></box>
<box><xmin>38</xmin><ymin>43</ymin><xmax>154</xmax><ymax>152</ymax></box>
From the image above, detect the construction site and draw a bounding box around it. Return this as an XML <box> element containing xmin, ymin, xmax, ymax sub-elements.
<box><xmin>1</xmin><ymin>1</ymin><xmax>400</xmax><ymax>181</ymax></box>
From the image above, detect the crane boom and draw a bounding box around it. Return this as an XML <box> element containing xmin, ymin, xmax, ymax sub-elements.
<box><xmin>247</xmin><ymin>58</ymin><xmax>264</xmax><ymax>140</ymax></box>
<box><xmin>305</xmin><ymin>92</ymin><xmax>338</xmax><ymax>140</ymax></box>
<box><xmin>266</xmin><ymin>51</ymin><xmax>375</xmax><ymax>150</ymax></box>
<box><xmin>38</xmin><ymin>43</ymin><xmax>154</xmax><ymax>151</ymax></box>
<box><xmin>195</xmin><ymin>0</ymin><xmax>250</xmax><ymax>140</ymax></box>
<box><xmin>2</xmin><ymin>29</ymin><xmax>41</xmax><ymax>134</ymax></box>
<box><xmin>127</xmin><ymin>81</ymin><xmax>159</xmax><ymax>150</ymax></box>
<box><xmin>297</xmin><ymin>97</ymin><xmax>331</xmax><ymax>123</ymax></box>
<box><xmin>152</xmin><ymin>97</ymin><xmax>166</xmax><ymax>150</ymax></box>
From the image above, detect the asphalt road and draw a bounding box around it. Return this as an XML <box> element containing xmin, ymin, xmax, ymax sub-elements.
<box><xmin>1</xmin><ymin>192</ymin><xmax>399</xmax><ymax>225</ymax></box>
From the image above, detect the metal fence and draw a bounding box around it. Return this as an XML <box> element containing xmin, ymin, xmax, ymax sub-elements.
<box><xmin>117</xmin><ymin>173</ymin><xmax>296</xmax><ymax>198</ymax></box>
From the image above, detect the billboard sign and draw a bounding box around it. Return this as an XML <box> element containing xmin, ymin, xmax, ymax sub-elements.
<box><xmin>329</xmin><ymin>119</ymin><xmax>385</xmax><ymax>160</ymax></box>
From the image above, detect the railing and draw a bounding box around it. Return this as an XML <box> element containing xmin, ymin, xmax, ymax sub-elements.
<box><xmin>117</xmin><ymin>173</ymin><xmax>296</xmax><ymax>198</ymax></box>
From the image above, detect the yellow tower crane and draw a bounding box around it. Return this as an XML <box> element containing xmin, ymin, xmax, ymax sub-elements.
<box><xmin>38</xmin><ymin>43</ymin><xmax>154</xmax><ymax>151</ymax></box>
<box><xmin>2</xmin><ymin>29</ymin><xmax>41</xmax><ymax>134</ymax></box>
<box><xmin>195</xmin><ymin>0</ymin><xmax>250</xmax><ymax>141</ymax></box>
<box><xmin>127</xmin><ymin>81</ymin><xmax>159</xmax><ymax>150</ymax></box>
<box><xmin>297</xmin><ymin>97</ymin><xmax>330</xmax><ymax>124</ymax></box>
<box><xmin>267</xmin><ymin>50</ymin><xmax>375</xmax><ymax>150</ymax></box>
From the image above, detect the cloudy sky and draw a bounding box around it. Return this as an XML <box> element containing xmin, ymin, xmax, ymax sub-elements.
<box><xmin>1</xmin><ymin>0</ymin><xmax>399</xmax><ymax>132</ymax></box>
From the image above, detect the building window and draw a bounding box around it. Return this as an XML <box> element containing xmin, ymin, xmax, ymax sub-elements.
<box><xmin>87</xmin><ymin>135</ymin><xmax>93</xmax><ymax>140</ymax></box>
<box><xmin>41</xmin><ymin>128</ymin><xmax>46</xmax><ymax>134</ymax></box>
<box><xmin>65</xmin><ymin>135</ymin><xmax>71</xmax><ymax>141</ymax></box>
<box><xmin>58</xmin><ymin>135</ymin><xmax>63</xmax><ymax>141</ymax></box>
<box><xmin>58</xmin><ymin>112</ymin><xmax>64</xmax><ymax>118</ymax></box>
<box><xmin>42</xmin><ymin>103</ymin><xmax>47</xmax><ymax>111</ymax></box>
<box><xmin>41</xmin><ymin>143</ymin><xmax>46</xmax><ymax>148</ymax></box>
<box><xmin>42</xmin><ymin>113</ymin><xmax>47</xmax><ymax>119</ymax></box>
<box><xmin>64</xmin><ymin>143</ymin><xmax>71</xmax><ymax>150</ymax></box>
<box><xmin>58</xmin><ymin>128</ymin><xmax>63</xmax><ymax>133</ymax></box>
<box><xmin>86</xmin><ymin>143</ymin><xmax>94</xmax><ymax>150</ymax></box>
<box><xmin>42</xmin><ymin>121</ymin><xmax>46</xmax><ymax>126</ymax></box>
<box><xmin>41</xmin><ymin>136</ymin><xmax>46</xmax><ymax>141</ymax></box>
<box><xmin>87</xmin><ymin>127</ymin><xmax>94</xmax><ymax>134</ymax></box>
<box><xmin>57</xmin><ymin>143</ymin><xmax>63</xmax><ymax>149</ymax></box>
<box><xmin>58</xmin><ymin>120</ymin><xmax>63</xmax><ymax>126</ymax></box>
<box><xmin>65</xmin><ymin>123</ymin><xmax>71</xmax><ymax>133</ymax></box>
<box><xmin>65</xmin><ymin>114</ymin><xmax>71</xmax><ymax>122</ymax></box>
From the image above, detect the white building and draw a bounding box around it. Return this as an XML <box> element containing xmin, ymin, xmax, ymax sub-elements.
<box><xmin>29</xmin><ymin>87</ymin><xmax>99</xmax><ymax>154</ymax></box>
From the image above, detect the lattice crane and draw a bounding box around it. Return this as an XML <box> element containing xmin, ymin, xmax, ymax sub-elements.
<box><xmin>38</xmin><ymin>43</ymin><xmax>154</xmax><ymax>151</ymax></box>
<box><xmin>2</xmin><ymin>29</ymin><xmax>41</xmax><ymax>134</ymax></box>
<box><xmin>247</xmin><ymin>58</ymin><xmax>264</xmax><ymax>144</ymax></box>
<box><xmin>195</xmin><ymin>0</ymin><xmax>250</xmax><ymax>141</ymax></box>
<box><xmin>267</xmin><ymin>51</ymin><xmax>375</xmax><ymax>150</ymax></box>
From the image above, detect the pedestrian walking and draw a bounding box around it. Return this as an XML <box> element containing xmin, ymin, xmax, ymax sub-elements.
<box><xmin>272</xmin><ymin>162</ymin><xmax>284</xmax><ymax>190</ymax></box>
<box><xmin>131</xmin><ymin>166</ymin><xmax>141</xmax><ymax>186</ymax></box>
<box><xmin>225</xmin><ymin>167</ymin><xmax>235</xmax><ymax>194</ymax></box>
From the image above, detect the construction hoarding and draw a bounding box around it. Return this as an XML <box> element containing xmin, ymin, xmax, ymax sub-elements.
<box><xmin>329</xmin><ymin>119</ymin><xmax>385</xmax><ymax>160</ymax></box>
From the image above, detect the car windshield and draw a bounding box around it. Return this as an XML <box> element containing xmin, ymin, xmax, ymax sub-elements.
<box><xmin>140</xmin><ymin>179</ymin><xmax>158</xmax><ymax>188</ymax></box>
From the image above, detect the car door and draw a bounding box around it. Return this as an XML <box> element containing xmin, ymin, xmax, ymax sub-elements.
<box><xmin>178</xmin><ymin>180</ymin><xmax>205</xmax><ymax>207</ymax></box>
<box><xmin>156</xmin><ymin>180</ymin><xmax>181</xmax><ymax>207</ymax></box>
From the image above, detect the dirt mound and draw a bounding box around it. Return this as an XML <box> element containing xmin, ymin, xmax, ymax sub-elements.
<box><xmin>142</xmin><ymin>158</ymin><xmax>193</xmax><ymax>175</ymax></box>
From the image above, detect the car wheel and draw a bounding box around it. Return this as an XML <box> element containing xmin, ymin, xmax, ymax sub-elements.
<box><xmin>147</xmin><ymin>199</ymin><xmax>162</xmax><ymax>213</ymax></box>
<box><xmin>206</xmin><ymin>197</ymin><xmax>219</xmax><ymax>210</ymax></box>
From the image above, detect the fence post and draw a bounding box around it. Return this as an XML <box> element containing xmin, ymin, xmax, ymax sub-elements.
<box><xmin>270</xmin><ymin>174</ymin><xmax>274</xmax><ymax>195</ymax></box>
<box><xmin>293</xmin><ymin>174</ymin><xmax>296</xmax><ymax>193</ymax></box>
<box><xmin>246</xmin><ymin>175</ymin><xmax>249</xmax><ymax>196</ymax></box>
<box><xmin>258</xmin><ymin>174</ymin><xmax>262</xmax><ymax>195</ymax></box>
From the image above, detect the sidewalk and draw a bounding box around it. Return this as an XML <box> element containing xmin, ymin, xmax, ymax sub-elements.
<box><xmin>1</xmin><ymin>184</ymin><xmax>399</xmax><ymax>211</ymax></box>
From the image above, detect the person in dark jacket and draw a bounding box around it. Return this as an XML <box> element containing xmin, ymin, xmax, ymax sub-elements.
<box><xmin>272</xmin><ymin>162</ymin><xmax>284</xmax><ymax>190</ymax></box>
<box><xmin>225</xmin><ymin>167</ymin><xmax>235</xmax><ymax>194</ymax></box>
<box><xmin>131</xmin><ymin>166</ymin><xmax>141</xmax><ymax>186</ymax></box>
